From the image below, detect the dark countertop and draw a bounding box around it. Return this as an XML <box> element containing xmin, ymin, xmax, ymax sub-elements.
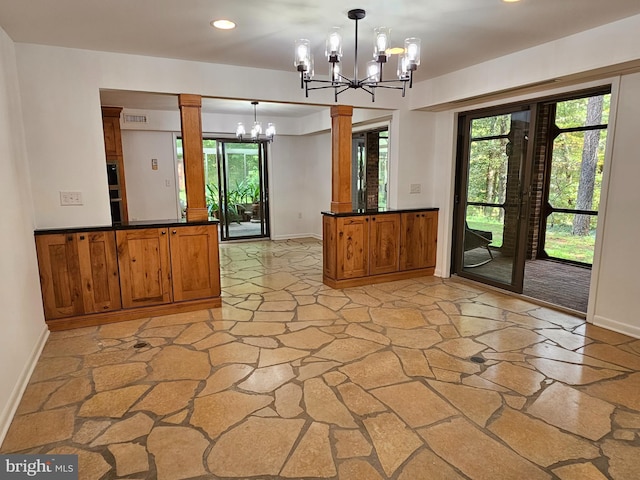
<box><xmin>34</xmin><ymin>218</ymin><xmax>219</xmax><ymax>235</ymax></box>
<box><xmin>321</xmin><ymin>207</ymin><xmax>438</xmax><ymax>217</ymax></box>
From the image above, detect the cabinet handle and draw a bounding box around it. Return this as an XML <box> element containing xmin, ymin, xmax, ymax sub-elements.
<box><xmin>172</xmin><ymin>230</ymin><xmax>177</xmax><ymax>235</ymax></box>
<box><xmin>67</xmin><ymin>235</ymin><xmax>73</xmax><ymax>241</ymax></box>
<box><xmin>339</xmin><ymin>232</ymin><xmax>343</xmax><ymax>238</ymax></box>
<box><xmin>365</xmin><ymin>218</ymin><xmax>369</xmax><ymax>222</ymax></box>
<box><xmin>372</xmin><ymin>217</ymin><xmax>376</xmax><ymax>221</ymax></box>
<box><xmin>161</xmin><ymin>231</ymin><xmax>167</xmax><ymax>235</ymax></box>
<box><xmin>79</xmin><ymin>235</ymin><xmax>85</xmax><ymax>240</ymax></box>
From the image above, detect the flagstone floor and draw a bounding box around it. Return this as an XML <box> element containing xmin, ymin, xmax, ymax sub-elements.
<box><xmin>2</xmin><ymin>238</ymin><xmax>640</xmax><ymax>479</ymax></box>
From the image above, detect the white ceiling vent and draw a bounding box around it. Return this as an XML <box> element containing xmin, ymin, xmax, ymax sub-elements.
<box><xmin>123</xmin><ymin>114</ymin><xmax>148</xmax><ymax>124</ymax></box>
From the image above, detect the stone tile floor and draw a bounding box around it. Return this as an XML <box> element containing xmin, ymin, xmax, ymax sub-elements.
<box><xmin>2</xmin><ymin>238</ymin><xmax>640</xmax><ymax>479</ymax></box>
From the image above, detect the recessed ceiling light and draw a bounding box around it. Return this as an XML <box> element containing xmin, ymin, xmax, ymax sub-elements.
<box><xmin>386</xmin><ymin>47</ymin><xmax>405</xmax><ymax>55</ymax></box>
<box><xmin>502</xmin><ymin>0</ymin><xmax>521</xmax><ymax>3</ymax></box>
<box><xmin>211</xmin><ymin>19</ymin><xmax>236</xmax><ymax>30</ymax></box>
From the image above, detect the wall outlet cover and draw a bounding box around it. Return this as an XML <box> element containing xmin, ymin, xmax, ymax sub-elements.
<box><xmin>60</xmin><ymin>191</ymin><xmax>83</xmax><ymax>206</ymax></box>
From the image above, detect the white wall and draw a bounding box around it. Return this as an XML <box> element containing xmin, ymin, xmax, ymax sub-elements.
<box><xmin>591</xmin><ymin>72</ymin><xmax>640</xmax><ymax>337</ymax></box>
<box><xmin>268</xmin><ymin>133</ymin><xmax>331</xmax><ymax>239</ymax></box>
<box><xmin>0</xmin><ymin>28</ymin><xmax>48</xmax><ymax>443</ymax></box>
<box><xmin>121</xmin><ymin>130</ymin><xmax>179</xmax><ymax>221</ymax></box>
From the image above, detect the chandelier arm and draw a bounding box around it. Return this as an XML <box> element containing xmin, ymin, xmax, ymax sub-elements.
<box><xmin>306</xmin><ymin>83</ymin><xmax>347</xmax><ymax>91</ymax></box>
<box><xmin>371</xmin><ymin>84</ymin><xmax>407</xmax><ymax>90</ymax></box>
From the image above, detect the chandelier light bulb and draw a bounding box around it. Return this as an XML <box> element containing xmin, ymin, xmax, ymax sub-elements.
<box><xmin>374</xmin><ymin>27</ymin><xmax>390</xmax><ymax>59</ymax></box>
<box><xmin>405</xmin><ymin>38</ymin><xmax>421</xmax><ymax>66</ymax></box>
<box><xmin>236</xmin><ymin>122</ymin><xmax>246</xmax><ymax>139</ymax></box>
<box><xmin>367</xmin><ymin>61</ymin><xmax>380</xmax><ymax>83</ymax></box>
<box><xmin>332</xmin><ymin>63</ymin><xmax>341</xmax><ymax>82</ymax></box>
<box><xmin>325</xmin><ymin>28</ymin><xmax>343</xmax><ymax>61</ymax></box>
<box><xmin>294</xmin><ymin>39</ymin><xmax>311</xmax><ymax>69</ymax></box>
<box><xmin>265</xmin><ymin>123</ymin><xmax>276</xmax><ymax>140</ymax></box>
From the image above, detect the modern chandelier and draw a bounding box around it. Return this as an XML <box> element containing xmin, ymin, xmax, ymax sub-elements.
<box><xmin>294</xmin><ymin>9</ymin><xmax>421</xmax><ymax>102</ymax></box>
<box><xmin>236</xmin><ymin>101</ymin><xmax>276</xmax><ymax>142</ymax></box>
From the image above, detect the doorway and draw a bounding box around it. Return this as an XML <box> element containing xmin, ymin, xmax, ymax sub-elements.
<box><xmin>352</xmin><ymin>128</ymin><xmax>389</xmax><ymax>210</ymax></box>
<box><xmin>176</xmin><ymin>138</ymin><xmax>270</xmax><ymax>241</ymax></box>
<box><xmin>453</xmin><ymin>88</ymin><xmax>611</xmax><ymax>313</ymax></box>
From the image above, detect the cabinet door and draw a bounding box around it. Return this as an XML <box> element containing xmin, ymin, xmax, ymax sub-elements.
<box><xmin>169</xmin><ymin>225</ymin><xmax>221</xmax><ymax>302</ymax></box>
<box><xmin>400</xmin><ymin>211</ymin><xmax>438</xmax><ymax>270</ymax></box>
<box><xmin>35</xmin><ymin>234</ymin><xmax>83</xmax><ymax>319</ymax></box>
<box><xmin>117</xmin><ymin>229</ymin><xmax>171</xmax><ymax>308</ymax></box>
<box><xmin>369</xmin><ymin>214</ymin><xmax>400</xmax><ymax>275</ymax></box>
<box><xmin>423</xmin><ymin>211</ymin><xmax>438</xmax><ymax>268</ymax></box>
<box><xmin>336</xmin><ymin>216</ymin><xmax>369</xmax><ymax>279</ymax></box>
<box><xmin>77</xmin><ymin>232</ymin><xmax>121</xmax><ymax>313</ymax></box>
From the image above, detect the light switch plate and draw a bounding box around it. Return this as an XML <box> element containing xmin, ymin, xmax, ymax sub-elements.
<box><xmin>410</xmin><ymin>183</ymin><xmax>421</xmax><ymax>194</ymax></box>
<box><xmin>60</xmin><ymin>191</ymin><xmax>83</xmax><ymax>206</ymax></box>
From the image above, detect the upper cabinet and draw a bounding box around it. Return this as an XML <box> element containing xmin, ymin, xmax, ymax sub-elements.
<box><xmin>101</xmin><ymin>106</ymin><xmax>128</xmax><ymax>225</ymax></box>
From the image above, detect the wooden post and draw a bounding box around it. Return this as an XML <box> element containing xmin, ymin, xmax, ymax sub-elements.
<box><xmin>330</xmin><ymin>105</ymin><xmax>354</xmax><ymax>213</ymax></box>
<box><xmin>179</xmin><ymin>94</ymin><xmax>208</xmax><ymax>222</ymax></box>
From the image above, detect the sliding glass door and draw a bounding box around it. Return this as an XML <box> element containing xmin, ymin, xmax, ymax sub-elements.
<box><xmin>176</xmin><ymin>138</ymin><xmax>270</xmax><ymax>241</ymax></box>
<box><xmin>453</xmin><ymin>106</ymin><xmax>535</xmax><ymax>292</ymax></box>
<box><xmin>217</xmin><ymin>140</ymin><xmax>270</xmax><ymax>240</ymax></box>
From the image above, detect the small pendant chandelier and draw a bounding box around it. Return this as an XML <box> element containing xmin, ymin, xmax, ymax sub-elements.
<box><xmin>236</xmin><ymin>101</ymin><xmax>276</xmax><ymax>142</ymax></box>
<box><xmin>294</xmin><ymin>9</ymin><xmax>420</xmax><ymax>102</ymax></box>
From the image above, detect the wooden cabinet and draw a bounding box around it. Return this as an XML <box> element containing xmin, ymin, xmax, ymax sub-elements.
<box><xmin>35</xmin><ymin>231</ymin><xmax>121</xmax><ymax>319</ymax></box>
<box><xmin>169</xmin><ymin>225</ymin><xmax>221</xmax><ymax>301</ymax></box>
<box><xmin>116</xmin><ymin>225</ymin><xmax>220</xmax><ymax>308</ymax></box>
<box><xmin>35</xmin><ymin>222</ymin><xmax>222</xmax><ymax>330</ymax></box>
<box><xmin>323</xmin><ymin>209</ymin><xmax>437</xmax><ymax>288</ymax></box>
<box><xmin>369</xmin><ymin>214</ymin><xmax>400</xmax><ymax>275</ymax></box>
<box><xmin>116</xmin><ymin>228</ymin><xmax>172</xmax><ymax>308</ymax></box>
<box><xmin>400</xmin><ymin>211</ymin><xmax>438</xmax><ymax>270</ymax></box>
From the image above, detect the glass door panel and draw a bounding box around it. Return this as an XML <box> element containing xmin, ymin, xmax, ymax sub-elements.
<box><xmin>455</xmin><ymin>108</ymin><xmax>533</xmax><ymax>291</ymax></box>
<box><xmin>539</xmin><ymin>93</ymin><xmax>609</xmax><ymax>265</ymax></box>
<box><xmin>218</xmin><ymin>141</ymin><xmax>270</xmax><ymax>241</ymax></box>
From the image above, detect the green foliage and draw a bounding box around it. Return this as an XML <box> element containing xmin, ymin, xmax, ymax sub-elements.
<box><xmin>465</xmin><ymin>94</ymin><xmax>610</xmax><ymax>259</ymax></box>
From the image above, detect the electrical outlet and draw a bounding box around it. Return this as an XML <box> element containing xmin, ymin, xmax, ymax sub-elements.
<box><xmin>60</xmin><ymin>191</ymin><xmax>83</xmax><ymax>206</ymax></box>
<box><xmin>165</xmin><ymin>179</ymin><xmax>171</xmax><ymax>187</ymax></box>
<box><xmin>410</xmin><ymin>183</ymin><xmax>421</xmax><ymax>194</ymax></box>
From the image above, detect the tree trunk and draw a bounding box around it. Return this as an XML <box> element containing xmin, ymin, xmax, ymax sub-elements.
<box><xmin>572</xmin><ymin>96</ymin><xmax>603</xmax><ymax>236</ymax></box>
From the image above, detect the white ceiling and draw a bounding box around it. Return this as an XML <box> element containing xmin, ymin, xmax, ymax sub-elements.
<box><xmin>3</xmin><ymin>0</ymin><xmax>640</xmax><ymax>114</ymax></box>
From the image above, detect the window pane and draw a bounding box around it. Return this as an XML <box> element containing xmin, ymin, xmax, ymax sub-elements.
<box><xmin>555</xmin><ymin>94</ymin><xmax>610</xmax><ymax>129</ymax></box>
<box><xmin>544</xmin><ymin>212</ymin><xmax>597</xmax><ymax>263</ymax></box>
<box><xmin>549</xmin><ymin>131</ymin><xmax>607</xmax><ymax>210</ymax></box>
<box><xmin>468</xmin><ymin>139</ymin><xmax>508</xmax><ymax>204</ymax></box>
<box><xmin>471</xmin><ymin>114</ymin><xmax>510</xmax><ymax>138</ymax></box>
<box><xmin>465</xmin><ymin>205</ymin><xmax>504</xmax><ymax>248</ymax></box>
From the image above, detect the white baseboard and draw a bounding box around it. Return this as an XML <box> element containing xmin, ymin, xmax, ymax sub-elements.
<box><xmin>0</xmin><ymin>324</ymin><xmax>50</xmax><ymax>444</ymax></box>
<box><xmin>593</xmin><ymin>315</ymin><xmax>640</xmax><ymax>340</ymax></box>
<box><xmin>271</xmin><ymin>233</ymin><xmax>322</xmax><ymax>241</ymax></box>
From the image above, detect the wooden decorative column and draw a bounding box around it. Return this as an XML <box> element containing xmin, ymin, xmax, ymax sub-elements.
<box><xmin>179</xmin><ymin>94</ymin><xmax>208</xmax><ymax>222</ymax></box>
<box><xmin>330</xmin><ymin>105</ymin><xmax>354</xmax><ymax>213</ymax></box>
